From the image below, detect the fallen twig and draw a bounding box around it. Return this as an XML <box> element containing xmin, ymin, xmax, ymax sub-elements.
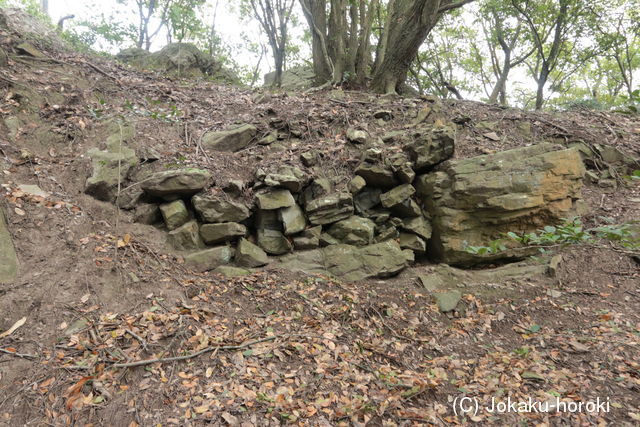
<box><xmin>0</xmin><ymin>347</ymin><xmax>37</xmax><ymax>359</ymax></box>
<box><xmin>111</xmin><ymin>335</ymin><xmax>277</xmax><ymax>368</ymax></box>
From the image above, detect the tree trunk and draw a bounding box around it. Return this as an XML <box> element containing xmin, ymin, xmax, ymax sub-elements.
<box><xmin>371</xmin><ymin>0</ymin><xmax>442</xmax><ymax>94</ymax></box>
<box><xmin>535</xmin><ymin>67</ymin><xmax>549</xmax><ymax>110</ymax></box>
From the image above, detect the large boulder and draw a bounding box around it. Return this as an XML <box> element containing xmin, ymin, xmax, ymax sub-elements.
<box><xmin>202</xmin><ymin>124</ymin><xmax>257</xmax><ymax>152</ymax></box>
<box><xmin>141</xmin><ymin>169</ymin><xmax>211</xmax><ymax>198</ymax></box>
<box><xmin>278</xmin><ymin>240</ymin><xmax>408</xmax><ymax>281</ymax></box>
<box><xmin>192</xmin><ymin>194</ymin><xmax>250</xmax><ymax>223</ymax></box>
<box><xmin>423</xmin><ymin>144</ymin><xmax>586</xmax><ymax>265</ymax></box>
<box><xmin>0</xmin><ymin>206</ymin><xmax>18</xmax><ymax>283</ymax></box>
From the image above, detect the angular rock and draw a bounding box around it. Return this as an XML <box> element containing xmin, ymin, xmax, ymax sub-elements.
<box><xmin>184</xmin><ymin>246</ymin><xmax>235</xmax><ymax>272</ymax></box>
<box><xmin>255</xmin><ymin>189</ymin><xmax>295</xmax><ymax>210</ymax></box>
<box><xmin>391</xmin><ymin>199</ymin><xmax>422</xmax><ymax>218</ymax></box>
<box><xmin>328</xmin><ymin>216</ymin><xmax>376</xmax><ymax>246</ymax></box>
<box><xmin>293</xmin><ymin>226</ymin><xmax>322</xmax><ymax>250</ymax></box>
<box><xmin>355</xmin><ymin>162</ymin><xmax>397</xmax><ymax>189</ymax></box>
<box><xmin>167</xmin><ymin>220</ymin><xmax>205</xmax><ymax>251</ymax></box>
<box><xmin>200</xmin><ymin>222</ymin><xmax>247</xmax><ymax>244</ymax></box>
<box><xmin>116</xmin><ymin>187</ymin><xmax>144</xmax><ymax>210</ymax></box>
<box><xmin>85</xmin><ymin>147</ymin><xmax>138</xmax><ymax>202</ymax></box>
<box><xmin>257</xmin><ymin>229</ymin><xmax>293</xmax><ymax>255</ymax></box>
<box><xmin>354</xmin><ymin>188</ymin><xmax>382</xmax><ymax>214</ymax></box>
<box><xmin>0</xmin><ymin>207</ymin><xmax>17</xmax><ymax>283</ymax></box>
<box><xmin>134</xmin><ymin>203</ymin><xmax>161</xmax><ymax>225</ymax></box>
<box><xmin>300</xmin><ymin>151</ymin><xmax>318</xmax><ymax>167</ymax></box>
<box><xmin>404</xmin><ymin>125</ymin><xmax>455</xmax><ymax>172</ymax></box>
<box><xmin>306</xmin><ymin>192</ymin><xmax>354</xmax><ymax>225</ymax></box>
<box><xmin>348</xmin><ymin>176</ymin><xmax>367</xmax><ymax>194</ymax></box>
<box><xmin>300</xmin><ymin>179</ymin><xmax>331</xmax><ymax>207</ymax></box>
<box><xmin>380</xmin><ymin>184</ymin><xmax>416</xmax><ymax>208</ymax></box>
<box><xmin>236</xmin><ymin>238</ymin><xmax>269</xmax><ymax>267</ymax></box>
<box><xmin>141</xmin><ymin>169</ymin><xmax>211</xmax><ymax>198</ymax></box>
<box><xmin>202</xmin><ymin>123</ymin><xmax>257</xmax><ymax>152</ymax></box>
<box><xmin>434</xmin><ymin>291</ymin><xmax>462</xmax><ymax>313</ymax></box>
<box><xmin>278</xmin><ymin>204</ymin><xmax>306</xmax><ymax>235</ymax></box>
<box><xmin>346</xmin><ymin>128</ymin><xmax>368</xmax><ymax>144</ymax></box>
<box><xmin>192</xmin><ymin>194</ymin><xmax>250</xmax><ymax>223</ymax></box>
<box><xmin>399</xmin><ymin>233</ymin><xmax>426</xmax><ymax>252</ymax></box>
<box><xmin>423</xmin><ymin>144</ymin><xmax>585</xmax><ymax>265</ymax></box>
<box><xmin>375</xmin><ymin>225</ymin><xmax>399</xmax><ymax>242</ymax></box>
<box><xmin>17</xmin><ymin>184</ymin><xmax>48</xmax><ymax>198</ymax></box>
<box><xmin>327</xmin><ymin>241</ymin><xmax>407</xmax><ymax>281</ymax></box>
<box><xmin>160</xmin><ymin>200</ymin><xmax>189</xmax><ymax>230</ymax></box>
<box><xmin>401</xmin><ymin>216</ymin><xmax>432</xmax><ymax>240</ymax></box>
<box><xmin>278</xmin><ymin>240</ymin><xmax>407</xmax><ymax>281</ymax></box>
<box><xmin>263</xmin><ymin>166</ymin><xmax>307</xmax><ymax>192</ymax></box>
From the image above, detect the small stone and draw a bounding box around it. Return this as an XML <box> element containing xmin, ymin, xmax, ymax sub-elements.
<box><xmin>300</xmin><ymin>151</ymin><xmax>318</xmax><ymax>167</ymax></box>
<box><xmin>348</xmin><ymin>176</ymin><xmax>367</xmax><ymax>194</ymax></box>
<box><xmin>354</xmin><ymin>188</ymin><xmax>382</xmax><ymax>214</ymax></box>
<box><xmin>160</xmin><ymin>200</ymin><xmax>189</xmax><ymax>230</ymax></box>
<box><xmin>483</xmin><ymin>132</ymin><xmax>500</xmax><ymax>141</ymax></box>
<box><xmin>255</xmin><ymin>189</ymin><xmax>295</xmax><ymax>210</ymax></box>
<box><xmin>200</xmin><ymin>222</ymin><xmax>247</xmax><ymax>244</ymax></box>
<box><xmin>263</xmin><ymin>166</ymin><xmax>307</xmax><ymax>192</ymax></box>
<box><xmin>236</xmin><ymin>238</ymin><xmax>269</xmax><ymax>267</ymax></box>
<box><xmin>346</xmin><ymin>128</ymin><xmax>368</xmax><ymax>144</ymax></box>
<box><xmin>17</xmin><ymin>184</ymin><xmax>48</xmax><ymax>198</ymax></box>
<box><xmin>319</xmin><ymin>233</ymin><xmax>340</xmax><ymax>246</ymax></box>
<box><xmin>434</xmin><ymin>291</ymin><xmax>462</xmax><ymax>312</ymax></box>
<box><xmin>279</xmin><ymin>204</ymin><xmax>307</xmax><ymax>235</ymax></box>
<box><xmin>258</xmin><ymin>133</ymin><xmax>278</xmax><ymax>145</ymax></box>
<box><xmin>375</xmin><ymin>226</ymin><xmax>399</xmax><ymax>242</ymax></box>
<box><xmin>184</xmin><ymin>246</ymin><xmax>235</xmax><ymax>272</ymax></box>
<box><xmin>548</xmin><ymin>254</ymin><xmax>563</xmax><ymax>277</ymax></box>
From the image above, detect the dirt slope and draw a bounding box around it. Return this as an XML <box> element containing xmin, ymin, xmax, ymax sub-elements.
<box><xmin>1</xmin><ymin>24</ymin><xmax>639</xmax><ymax>426</ymax></box>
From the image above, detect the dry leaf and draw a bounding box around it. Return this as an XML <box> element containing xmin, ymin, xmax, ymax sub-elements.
<box><xmin>0</xmin><ymin>316</ymin><xmax>27</xmax><ymax>339</ymax></box>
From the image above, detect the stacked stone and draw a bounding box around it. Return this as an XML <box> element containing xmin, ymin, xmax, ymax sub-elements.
<box><xmin>86</xmin><ymin>120</ymin><xmax>587</xmax><ymax>279</ymax></box>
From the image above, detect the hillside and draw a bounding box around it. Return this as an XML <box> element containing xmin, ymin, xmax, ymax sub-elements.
<box><xmin>1</xmin><ymin>10</ymin><xmax>640</xmax><ymax>426</ymax></box>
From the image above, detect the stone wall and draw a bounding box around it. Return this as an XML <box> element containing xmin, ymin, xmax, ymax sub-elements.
<box><xmin>84</xmin><ymin>122</ymin><xmax>587</xmax><ymax>279</ymax></box>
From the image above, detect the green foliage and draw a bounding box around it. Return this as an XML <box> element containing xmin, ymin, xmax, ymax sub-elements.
<box><xmin>0</xmin><ymin>0</ymin><xmax>50</xmax><ymax>22</ymax></box>
<box><xmin>464</xmin><ymin>217</ymin><xmax>639</xmax><ymax>256</ymax></box>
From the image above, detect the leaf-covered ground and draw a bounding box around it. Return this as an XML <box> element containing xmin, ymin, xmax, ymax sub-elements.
<box><xmin>0</xmin><ymin>32</ymin><xmax>639</xmax><ymax>426</ymax></box>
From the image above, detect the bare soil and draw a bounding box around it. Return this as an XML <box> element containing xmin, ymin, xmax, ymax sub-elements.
<box><xmin>0</xmin><ymin>36</ymin><xmax>639</xmax><ymax>426</ymax></box>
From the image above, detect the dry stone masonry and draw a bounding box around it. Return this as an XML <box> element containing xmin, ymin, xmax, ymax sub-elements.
<box><xmin>84</xmin><ymin>120</ymin><xmax>587</xmax><ymax>280</ymax></box>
